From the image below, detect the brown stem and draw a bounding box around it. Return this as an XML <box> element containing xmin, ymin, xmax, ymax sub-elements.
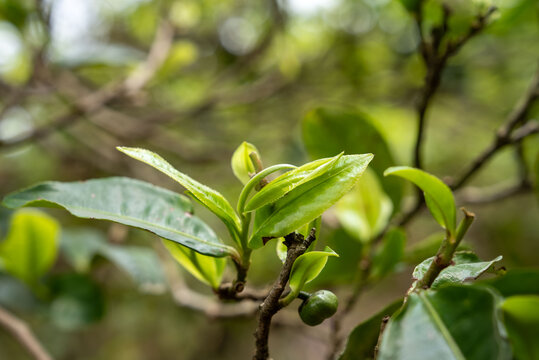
<box><xmin>253</xmin><ymin>230</ymin><xmax>316</xmax><ymax>360</ymax></box>
<box><xmin>0</xmin><ymin>306</ymin><xmax>53</xmax><ymax>360</ymax></box>
<box><xmin>373</xmin><ymin>315</ymin><xmax>391</xmax><ymax>359</ymax></box>
<box><xmin>450</xmin><ymin>67</ymin><xmax>539</xmax><ymax>189</ymax></box>
<box><xmin>414</xmin><ymin>209</ymin><xmax>475</xmax><ymax>290</ymax></box>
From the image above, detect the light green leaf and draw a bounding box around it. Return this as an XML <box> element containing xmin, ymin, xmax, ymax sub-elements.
<box><xmin>413</xmin><ymin>252</ymin><xmax>502</xmax><ymax>289</ymax></box>
<box><xmin>3</xmin><ymin>177</ymin><xmax>234</xmax><ymax>257</ymax></box>
<box><xmin>339</xmin><ymin>299</ymin><xmax>403</xmax><ymax>360</ymax></box>
<box><xmin>117</xmin><ymin>147</ymin><xmax>242</xmax><ymax>241</ymax></box>
<box><xmin>302</xmin><ymin>107</ymin><xmax>403</xmax><ymax>210</ymax></box>
<box><xmin>163</xmin><ymin>240</ymin><xmax>226</xmax><ymax>289</ymax></box>
<box><xmin>379</xmin><ymin>285</ymin><xmax>511</xmax><ymax>360</ymax></box>
<box><xmin>231</xmin><ymin>141</ymin><xmax>260</xmax><ymax>184</ymax></box>
<box><xmin>250</xmin><ymin>154</ymin><xmax>373</xmax><ymax>248</ymax></box>
<box><xmin>501</xmin><ymin>295</ymin><xmax>539</xmax><ymax>360</ymax></box>
<box><xmin>237</xmin><ymin>163</ymin><xmax>297</xmax><ymax>214</ymax></box>
<box><xmin>335</xmin><ymin>168</ymin><xmax>393</xmax><ymax>243</ymax></box>
<box><xmin>0</xmin><ymin>209</ymin><xmax>59</xmax><ymax>286</ymax></box>
<box><xmin>289</xmin><ymin>246</ymin><xmax>338</xmax><ymax>293</ymax></box>
<box><xmin>276</xmin><ymin>238</ymin><xmax>287</xmax><ymax>263</ymax></box>
<box><xmin>61</xmin><ymin>228</ymin><xmax>167</xmax><ymax>293</ymax></box>
<box><xmin>370</xmin><ymin>228</ymin><xmax>406</xmax><ymax>280</ymax></box>
<box><xmin>245</xmin><ymin>154</ymin><xmax>342</xmax><ymax>212</ymax></box>
<box><xmin>384</xmin><ymin>166</ymin><xmax>456</xmax><ymax>234</ymax></box>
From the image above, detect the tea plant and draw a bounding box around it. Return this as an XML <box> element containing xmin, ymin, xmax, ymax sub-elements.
<box><xmin>3</xmin><ymin>144</ymin><xmax>375</xmax><ymax>358</ymax></box>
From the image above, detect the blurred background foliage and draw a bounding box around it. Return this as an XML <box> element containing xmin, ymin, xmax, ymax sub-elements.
<box><xmin>0</xmin><ymin>0</ymin><xmax>538</xmax><ymax>358</ymax></box>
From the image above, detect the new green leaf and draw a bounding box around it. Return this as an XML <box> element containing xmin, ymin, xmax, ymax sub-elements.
<box><xmin>231</xmin><ymin>141</ymin><xmax>260</xmax><ymax>184</ymax></box>
<box><xmin>3</xmin><ymin>177</ymin><xmax>235</xmax><ymax>257</ymax></box>
<box><xmin>245</xmin><ymin>155</ymin><xmax>341</xmax><ymax>212</ymax></box>
<box><xmin>163</xmin><ymin>240</ymin><xmax>226</xmax><ymax>289</ymax></box>
<box><xmin>0</xmin><ymin>209</ymin><xmax>59</xmax><ymax>286</ymax></box>
<box><xmin>117</xmin><ymin>147</ymin><xmax>242</xmax><ymax>241</ymax></box>
<box><xmin>384</xmin><ymin>166</ymin><xmax>456</xmax><ymax>234</ymax></box>
<box><xmin>250</xmin><ymin>154</ymin><xmax>373</xmax><ymax>248</ymax></box>
<box><xmin>335</xmin><ymin>168</ymin><xmax>393</xmax><ymax>243</ymax></box>
<box><xmin>289</xmin><ymin>246</ymin><xmax>338</xmax><ymax>294</ymax></box>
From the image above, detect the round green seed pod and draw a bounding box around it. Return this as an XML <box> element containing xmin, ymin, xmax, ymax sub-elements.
<box><xmin>298</xmin><ymin>290</ymin><xmax>338</xmax><ymax>326</ymax></box>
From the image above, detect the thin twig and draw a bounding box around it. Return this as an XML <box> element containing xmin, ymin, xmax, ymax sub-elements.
<box><xmin>458</xmin><ymin>180</ymin><xmax>533</xmax><ymax>205</ymax></box>
<box><xmin>253</xmin><ymin>230</ymin><xmax>316</xmax><ymax>360</ymax></box>
<box><xmin>414</xmin><ymin>209</ymin><xmax>475</xmax><ymax>290</ymax></box>
<box><xmin>373</xmin><ymin>315</ymin><xmax>391</xmax><ymax>359</ymax></box>
<box><xmin>413</xmin><ymin>5</ymin><xmax>496</xmax><ymax>170</ymax></box>
<box><xmin>0</xmin><ymin>306</ymin><xmax>53</xmax><ymax>360</ymax></box>
<box><xmin>0</xmin><ymin>20</ymin><xmax>175</xmax><ymax>150</ymax></box>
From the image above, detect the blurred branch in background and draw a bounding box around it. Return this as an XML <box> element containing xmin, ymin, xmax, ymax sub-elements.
<box><xmin>326</xmin><ymin>3</ymin><xmax>538</xmax><ymax>356</ymax></box>
<box><xmin>413</xmin><ymin>4</ymin><xmax>497</xmax><ymax>170</ymax></box>
<box><xmin>0</xmin><ymin>306</ymin><xmax>52</xmax><ymax>360</ymax></box>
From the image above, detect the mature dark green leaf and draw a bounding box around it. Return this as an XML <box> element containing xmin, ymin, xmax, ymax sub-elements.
<box><xmin>501</xmin><ymin>295</ymin><xmax>539</xmax><ymax>360</ymax></box>
<box><xmin>163</xmin><ymin>240</ymin><xmax>226</xmax><ymax>289</ymax></box>
<box><xmin>245</xmin><ymin>155</ymin><xmax>340</xmax><ymax>212</ymax></box>
<box><xmin>336</xmin><ymin>168</ymin><xmax>393</xmax><ymax>243</ymax></box>
<box><xmin>302</xmin><ymin>107</ymin><xmax>402</xmax><ymax>209</ymax></box>
<box><xmin>48</xmin><ymin>274</ymin><xmax>104</xmax><ymax>330</ymax></box>
<box><xmin>378</xmin><ymin>285</ymin><xmax>511</xmax><ymax>360</ymax></box>
<box><xmin>289</xmin><ymin>246</ymin><xmax>338</xmax><ymax>294</ymax></box>
<box><xmin>480</xmin><ymin>269</ymin><xmax>539</xmax><ymax>297</ymax></box>
<box><xmin>370</xmin><ymin>228</ymin><xmax>406</xmax><ymax>280</ymax></box>
<box><xmin>413</xmin><ymin>252</ymin><xmax>502</xmax><ymax>289</ymax></box>
<box><xmin>61</xmin><ymin>228</ymin><xmax>167</xmax><ymax>293</ymax></box>
<box><xmin>117</xmin><ymin>147</ymin><xmax>242</xmax><ymax>240</ymax></box>
<box><xmin>384</xmin><ymin>167</ymin><xmax>456</xmax><ymax>234</ymax></box>
<box><xmin>231</xmin><ymin>141</ymin><xmax>260</xmax><ymax>184</ymax></box>
<box><xmin>339</xmin><ymin>299</ymin><xmax>403</xmax><ymax>360</ymax></box>
<box><xmin>0</xmin><ymin>209</ymin><xmax>59</xmax><ymax>287</ymax></box>
<box><xmin>3</xmin><ymin>177</ymin><xmax>235</xmax><ymax>257</ymax></box>
<box><xmin>250</xmin><ymin>154</ymin><xmax>373</xmax><ymax>248</ymax></box>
